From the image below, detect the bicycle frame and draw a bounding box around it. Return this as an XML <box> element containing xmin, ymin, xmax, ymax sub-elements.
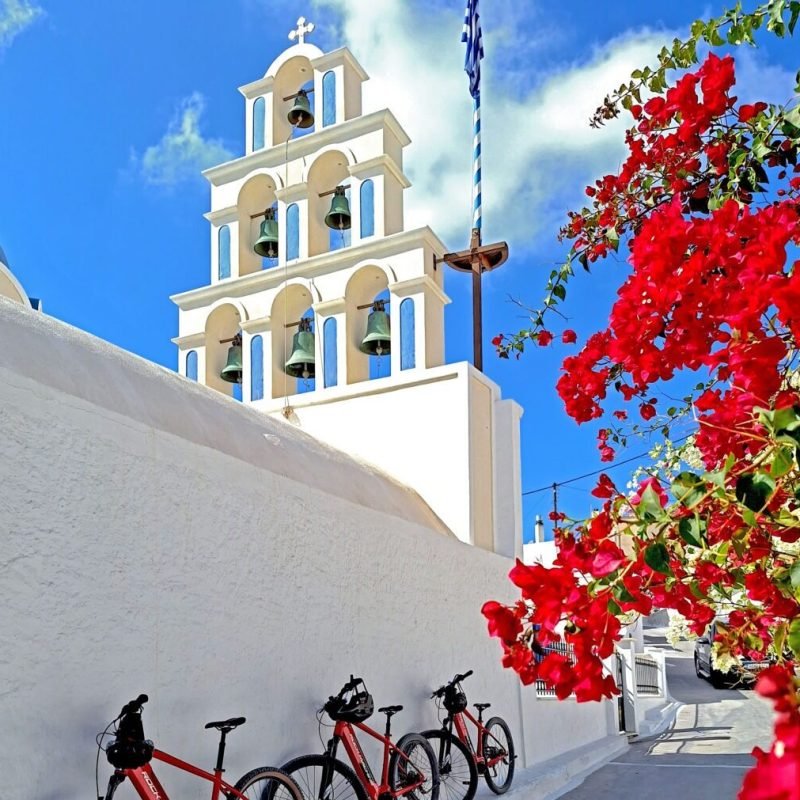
<box><xmin>328</xmin><ymin>720</ymin><xmax>425</xmax><ymax>800</ymax></box>
<box><xmin>105</xmin><ymin>748</ymin><xmax>251</xmax><ymax>800</ymax></box>
<box><xmin>448</xmin><ymin>710</ymin><xmax>506</xmax><ymax>772</ymax></box>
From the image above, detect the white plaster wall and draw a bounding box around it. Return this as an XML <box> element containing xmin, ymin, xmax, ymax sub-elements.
<box><xmin>0</xmin><ymin>301</ymin><xmax>617</xmax><ymax>799</ymax></box>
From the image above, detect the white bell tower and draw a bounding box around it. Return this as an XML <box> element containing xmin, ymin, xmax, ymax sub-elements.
<box><xmin>171</xmin><ymin>19</ymin><xmax>523</xmax><ymax>558</ymax></box>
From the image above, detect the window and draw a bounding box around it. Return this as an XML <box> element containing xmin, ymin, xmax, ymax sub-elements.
<box><xmin>253</xmin><ymin>97</ymin><xmax>266</xmax><ymax>151</ymax></box>
<box><xmin>186</xmin><ymin>350</ymin><xmax>198</xmax><ymax>381</ymax></box>
<box><xmin>400</xmin><ymin>299</ymin><xmax>416</xmax><ymax>370</ymax></box>
<box><xmin>322</xmin><ymin>71</ymin><xmax>336</xmax><ymax>128</ymax></box>
<box><xmin>218</xmin><ymin>225</ymin><xmax>231</xmax><ymax>280</ymax></box>
<box><xmin>360</xmin><ymin>180</ymin><xmax>375</xmax><ymax>239</ymax></box>
<box><xmin>250</xmin><ymin>335</ymin><xmax>264</xmax><ymax>401</ymax></box>
<box><xmin>323</xmin><ymin>317</ymin><xmax>338</xmax><ymax>388</ymax></box>
<box><xmin>286</xmin><ymin>203</ymin><xmax>300</xmax><ymax>261</ymax></box>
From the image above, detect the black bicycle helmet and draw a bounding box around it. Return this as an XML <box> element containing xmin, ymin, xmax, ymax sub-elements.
<box><xmin>443</xmin><ymin>685</ymin><xmax>468</xmax><ymax>713</ymax></box>
<box><xmin>325</xmin><ymin>687</ymin><xmax>374</xmax><ymax>722</ymax></box>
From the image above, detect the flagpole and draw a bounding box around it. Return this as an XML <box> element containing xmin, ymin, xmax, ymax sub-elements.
<box><xmin>440</xmin><ymin>1</ymin><xmax>508</xmax><ymax>372</ymax></box>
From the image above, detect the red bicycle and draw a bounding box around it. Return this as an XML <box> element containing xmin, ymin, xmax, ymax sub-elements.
<box><xmin>97</xmin><ymin>694</ymin><xmax>304</xmax><ymax>800</ymax></box>
<box><xmin>281</xmin><ymin>676</ymin><xmax>439</xmax><ymax>800</ymax></box>
<box><xmin>422</xmin><ymin>671</ymin><xmax>515</xmax><ymax>800</ymax></box>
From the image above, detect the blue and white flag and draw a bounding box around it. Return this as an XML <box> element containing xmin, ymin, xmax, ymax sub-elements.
<box><xmin>461</xmin><ymin>0</ymin><xmax>484</xmax><ymax>98</ymax></box>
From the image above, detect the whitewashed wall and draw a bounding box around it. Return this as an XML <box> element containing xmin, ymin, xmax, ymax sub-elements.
<box><xmin>0</xmin><ymin>299</ymin><xmax>619</xmax><ymax>800</ymax></box>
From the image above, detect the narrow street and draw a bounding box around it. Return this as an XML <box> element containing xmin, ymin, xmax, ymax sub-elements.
<box><xmin>561</xmin><ymin>633</ymin><xmax>775</xmax><ymax>800</ymax></box>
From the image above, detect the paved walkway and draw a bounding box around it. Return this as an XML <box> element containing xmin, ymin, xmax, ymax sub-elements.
<box><xmin>559</xmin><ymin>633</ymin><xmax>774</xmax><ymax>799</ymax></box>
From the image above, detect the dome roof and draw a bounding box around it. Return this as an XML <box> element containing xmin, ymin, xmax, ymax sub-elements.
<box><xmin>0</xmin><ymin>245</ymin><xmax>7</xmax><ymax>266</ymax></box>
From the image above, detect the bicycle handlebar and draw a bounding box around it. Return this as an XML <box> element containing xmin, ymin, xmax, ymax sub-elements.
<box><xmin>119</xmin><ymin>694</ymin><xmax>148</xmax><ymax>718</ymax></box>
<box><xmin>431</xmin><ymin>670</ymin><xmax>473</xmax><ymax>699</ymax></box>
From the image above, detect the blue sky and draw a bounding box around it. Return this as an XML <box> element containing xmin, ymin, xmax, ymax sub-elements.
<box><xmin>1</xmin><ymin>0</ymin><xmax>798</xmax><ymax>539</ymax></box>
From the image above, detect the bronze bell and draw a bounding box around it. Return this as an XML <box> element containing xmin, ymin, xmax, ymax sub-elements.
<box><xmin>220</xmin><ymin>333</ymin><xmax>243</xmax><ymax>384</ymax></box>
<box><xmin>288</xmin><ymin>89</ymin><xmax>314</xmax><ymax>129</ymax></box>
<box><xmin>360</xmin><ymin>301</ymin><xmax>391</xmax><ymax>356</ymax></box>
<box><xmin>324</xmin><ymin>186</ymin><xmax>352</xmax><ymax>231</ymax></box>
<box><xmin>254</xmin><ymin>208</ymin><xmax>279</xmax><ymax>259</ymax></box>
<box><xmin>284</xmin><ymin>318</ymin><xmax>316</xmax><ymax>379</ymax></box>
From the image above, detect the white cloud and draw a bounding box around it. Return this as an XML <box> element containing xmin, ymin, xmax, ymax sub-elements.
<box><xmin>134</xmin><ymin>93</ymin><xmax>232</xmax><ymax>188</ymax></box>
<box><xmin>0</xmin><ymin>0</ymin><xmax>42</xmax><ymax>50</ymax></box>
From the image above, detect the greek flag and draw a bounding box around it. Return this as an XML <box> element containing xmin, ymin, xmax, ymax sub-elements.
<box><xmin>461</xmin><ymin>0</ymin><xmax>484</xmax><ymax>98</ymax></box>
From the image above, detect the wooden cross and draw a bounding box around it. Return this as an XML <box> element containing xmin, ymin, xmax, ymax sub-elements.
<box><xmin>438</xmin><ymin>229</ymin><xmax>509</xmax><ymax>372</ymax></box>
<box><xmin>289</xmin><ymin>16</ymin><xmax>315</xmax><ymax>44</ymax></box>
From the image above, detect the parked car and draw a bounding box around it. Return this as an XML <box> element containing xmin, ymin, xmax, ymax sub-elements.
<box><xmin>694</xmin><ymin>617</ymin><xmax>773</xmax><ymax>688</ymax></box>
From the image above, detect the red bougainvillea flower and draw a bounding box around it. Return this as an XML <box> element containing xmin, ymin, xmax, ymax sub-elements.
<box><xmin>562</xmin><ymin>329</ymin><xmax>578</xmax><ymax>344</ymax></box>
<box><xmin>538</xmin><ymin>330</ymin><xmax>554</xmax><ymax>346</ymax></box>
<box><xmin>491</xmin><ymin>334</ymin><xmax>503</xmax><ymax>347</ymax></box>
<box><xmin>591</xmin><ymin>473</ymin><xmax>617</xmax><ymax>499</ymax></box>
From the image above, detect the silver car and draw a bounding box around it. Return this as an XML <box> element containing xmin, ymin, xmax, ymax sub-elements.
<box><xmin>694</xmin><ymin>617</ymin><xmax>773</xmax><ymax>687</ymax></box>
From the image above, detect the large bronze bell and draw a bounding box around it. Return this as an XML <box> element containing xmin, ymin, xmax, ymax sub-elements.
<box><xmin>220</xmin><ymin>333</ymin><xmax>243</xmax><ymax>384</ymax></box>
<box><xmin>254</xmin><ymin>208</ymin><xmax>279</xmax><ymax>258</ymax></box>
<box><xmin>324</xmin><ymin>186</ymin><xmax>352</xmax><ymax>231</ymax></box>
<box><xmin>288</xmin><ymin>89</ymin><xmax>314</xmax><ymax>129</ymax></box>
<box><xmin>360</xmin><ymin>300</ymin><xmax>391</xmax><ymax>356</ymax></box>
<box><xmin>284</xmin><ymin>318</ymin><xmax>316</xmax><ymax>379</ymax></box>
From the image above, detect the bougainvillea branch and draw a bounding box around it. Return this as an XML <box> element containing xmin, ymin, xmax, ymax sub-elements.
<box><xmin>485</xmin><ymin>4</ymin><xmax>800</xmax><ymax>797</ymax></box>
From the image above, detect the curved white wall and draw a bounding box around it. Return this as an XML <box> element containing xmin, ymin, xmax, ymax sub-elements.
<box><xmin>0</xmin><ymin>301</ymin><xmax>617</xmax><ymax>799</ymax></box>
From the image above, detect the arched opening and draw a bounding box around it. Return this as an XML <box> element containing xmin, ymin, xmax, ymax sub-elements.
<box><xmin>307</xmin><ymin>150</ymin><xmax>351</xmax><ymax>257</ymax></box>
<box><xmin>322</xmin><ymin>317</ymin><xmax>338</xmax><ymax>388</ymax></box>
<box><xmin>272</xmin><ymin>56</ymin><xmax>316</xmax><ymax>144</ymax></box>
<box><xmin>185</xmin><ymin>350</ymin><xmax>198</xmax><ymax>381</ymax></box>
<box><xmin>205</xmin><ymin>303</ymin><xmax>243</xmax><ymax>399</ymax></box>
<box><xmin>218</xmin><ymin>225</ymin><xmax>231</xmax><ymax>280</ymax></box>
<box><xmin>253</xmin><ymin>97</ymin><xmax>266</xmax><ymax>151</ymax></box>
<box><xmin>400</xmin><ymin>298</ymin><xmax>416</xmax><ymax>370</ymax></box>
<box><xmin>250</xmin><ymin>335</ymin><xmax>264</xmax><ymax>401</ymax></box>
<box><xmin>345</xmin><ymin>266</ymin><xmax>391</xmax><ymax>385</ymax></box>
<box><xmin>360</xmin><ymin>179</ymin><xmax>375</xmax><ymax>240</ymax></box>
<box><xmin>322</xmin><ymin>70</ymin><xmax>336</xmax><ymax>128</ymax></box>
<box><xmin>286</xmin><ymin>203</ymin><xmax>300</xmax><ymax>261</ymax></box>
<box><xmin>238</xmin><ymin>174</ymin><xmax>278</xmax><ymax>276</ymax></box>
<box><xmin>271</xmin><ymin>283</ymin><xmax>316</xmax><ymax>398</ymax></box>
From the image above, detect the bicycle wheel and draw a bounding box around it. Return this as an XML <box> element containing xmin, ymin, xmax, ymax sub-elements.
<box><xmin>232</xmin><ymin>766</ymin><xmax>306</xmax><ymax>800</ymax></box>
<box><xmin>280</xmin><ymin>754</ymin><xmax>368</xmax><ymax>800</ymax></box>
<box><xmin>420</xmin><ymin>730</ymin><xmax>477</xmax><ymax>800</ymax></box>
<box><xmin>390</xmin><ymin>733</ymin><xmax>439</xmax><ymax>800</ymax></box>
<box><xmin>481</xmin><ymin>718</ymin><xmax>514</xmax><ymax>795</ymax></box>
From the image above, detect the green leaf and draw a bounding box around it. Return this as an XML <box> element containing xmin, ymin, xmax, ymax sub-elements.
<box><xmin>790</xmin><ymin>559</ymin><xmax>800</xmax><ymax>591</ymax></box>
<box><xmin>607</xmin><ymin>597</ymin><xmax>622</xmax><ymax>617</ymax></box>
<box><xmin>671</xmin><ymin>471</ymin><xmax>706</xmax><ymax>508</ymax></box>
<box><xmin>678</xmin><ymin>515</ymin><xmax>706</xmax><ymax>547</ymax></box>
<box><xmin>636</xmin><ymin>485</ymin><xmax>667</xmax><ymax>522</ymax></box>
<box><xmin>552</xmin><ymin>284</ymin><xmax>566</xmax><ymax>301</ymax></box>
<box><xmin>772</xmin><ymin>445</ymin><xmax>795</xmax><ymax>478</ymax></box>
<box><xmin>735</xmin><ymin>472</ymin><xmax>776</xmax><ymax>512</ymax></box>
<box><xmin>788</xmin><ymin>618</ymin><xmax>800</xmax><ymax>659</ymax></box>
<box><xmin>645</xmin><ymin>542</ymin><xmax>672</xmax><ymax>575</ymax></box>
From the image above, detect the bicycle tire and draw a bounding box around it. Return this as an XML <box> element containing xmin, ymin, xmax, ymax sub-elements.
<box><xmin>481</xmin><ymin>717</ymin><xmax>515</xmax><ymax>795</ymax></box>
<box><xmin>420</xmin><ymin>729</ymin><xmax>477</xmax><ymax>800</ymax></box>
<box><xmin>232</xmin><ymin>766</ymin><xmax>306</xmax><ymax>800</ymax></box>
<box><xmin>280</xmin><ymin>754</ymin><xmax>368</xmax><ymax>800</ymax></box>
<box><xmin>390</xmin><ymin>733</ymin><xmax>439</xmax><ymax>800</ymax></box>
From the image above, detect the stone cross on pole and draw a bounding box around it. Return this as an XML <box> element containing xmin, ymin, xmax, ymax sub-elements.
<box><xmin>288</xmin><ymin>16</ymin><xmax>315</xmax><ymax>44</ymax></box>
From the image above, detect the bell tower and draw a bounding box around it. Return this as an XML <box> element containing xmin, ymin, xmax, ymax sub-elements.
<box><xmin>171</xmin><ymin>18</ymin><xmax>522</xmax><ymax>558</ymax></box>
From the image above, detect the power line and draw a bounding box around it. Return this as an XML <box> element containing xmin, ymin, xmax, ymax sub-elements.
<box><xmin>522</xmin><ymin>435</ymin><xmax>691</xmax><ymax>497</ymax></box>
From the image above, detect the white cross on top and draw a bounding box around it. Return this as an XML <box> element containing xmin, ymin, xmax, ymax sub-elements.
<box><xmin>289</xmin><ymin>16</ymin><xmax>315</xmax><ymax>44</ymax></box>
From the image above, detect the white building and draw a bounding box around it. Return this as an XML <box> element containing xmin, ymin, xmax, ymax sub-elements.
<box><xmin>0</xmin><ymin>22</ymin><xmax>629</xmax><ymax>800</ymax></box>
<box><xmin>0</xmin><ymin>245</ymin><xmax>32</xmax><ymax>308</ymax></box>
<box><xmin>171</xmin><ymin>29</ymin><xmax>522</xmax><ymax>558</ymax></box>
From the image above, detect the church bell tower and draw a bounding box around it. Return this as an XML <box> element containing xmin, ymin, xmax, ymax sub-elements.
<box><xmin>171</xmin><ymin>18</ymin><xmax>522</xmax><ymax>558</ymax></box>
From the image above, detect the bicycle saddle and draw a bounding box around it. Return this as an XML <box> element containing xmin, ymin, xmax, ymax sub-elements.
<box><xmin>474</xmin><ymin>703</ymin><xmax>491</xmax><ymax>711</ymax></box>
<box><xmin>204</xmin><ymin>716</ymin><xmax>246</xmax><ymax>732</ymax></box>
<box><xmin>378</xmin><ymin>705</ymin><xmax>403</xmax><ymax>716</ymax></box>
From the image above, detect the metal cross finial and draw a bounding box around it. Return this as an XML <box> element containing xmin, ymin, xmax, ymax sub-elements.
<box><xmin>289</xmin><ymin>16</ymin><xmax>315</xmax><ymax>44</ymax></box>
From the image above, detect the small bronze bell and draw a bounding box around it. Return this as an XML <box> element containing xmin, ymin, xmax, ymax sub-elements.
<box><xmin>220</xmin><ymin>333</ymin><xmax>243</xmax><ymax>384</ymax></box>
<box><xmin>324</xmin><ymin>186</ymin><xmax>352</xmax><ymax>231</ymax></box>
<box><xmin>360</xmin><ymin>301</ymin><xmax>391</xmax><ymax>356</ymax></box>
<box><xmin>254</xmin><ymin>208</ymin><xmax>279</xmax><ymax>259</ymax></box>
<box><xmin>284</xmin><ymin>318</ymin><xmax>316</xmax><ymax>379</ymax></box>
<box><xmin>288</xmin><ymin>89</ymin><xmax>314</xmax><ymax>129</ymax></box>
